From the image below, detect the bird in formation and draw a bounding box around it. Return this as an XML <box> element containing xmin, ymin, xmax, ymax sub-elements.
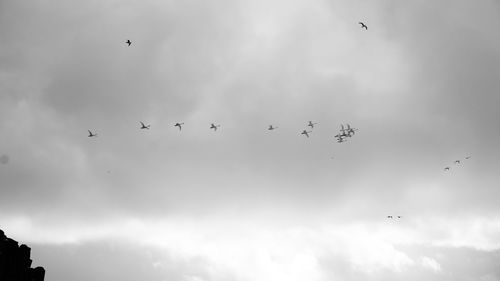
<box><xmin>210</xmin><ymin>123</ymin><xmax>220</xmax><ymax>131</ymax></box>
<box><xmin>301</xmin><ymin>130</ymin><xmax>312</xmax><ymax>138</ymax></box>
<box><xmin>335</xmin><ymin>124</ymin><xmax>358</xmax><ymax>143</ymax></box>
<box><xmin>126</xmin><ymin>40</ymin><xmax>132</xmax><ymax>46</ymax></box>
<box><xmin>346</xmin><ymin>124</ymin><xmax>357</xmax><ymax>135</ymax></box>
<box><xmin>307</xmin><ymin>121</ymin><xmax>318</xmax><ymax>129</ymax></box>
<box><xmin>465</xmin><ymin>156</ymin><xmax>471</xmax><ymax>159</ymax></box>
<box><xmin>455</xmin><ymin>160</ymin><xmax>461</xmax><ymax>164</ymax></box>
<box><xmin>359</xmin><ymin>22</ymin><xmax>368</xmax><ymax>30</ymax></box>
<box><xmin>268</xmin><ymin>125</ymin><xmax>278</xmax><ymax>130</ymax></box>
<box><xmin>174</xmin><ymin>123</ymin><xmax>184</xmax><ymax>131</ymax></box>
<box><xmin>88</xmin><ymin>130</ymin><xmax>97</xmax><ymax>137</ymax></box>
<box><xmin>444</xmin><ymin>167</ymin><xmax>450</xmax><ymax>171</ymax></box>
<box><xmin>140</xmin><ymin>122</ymin><xmax>150</xmax><ymax>129</ymax></box>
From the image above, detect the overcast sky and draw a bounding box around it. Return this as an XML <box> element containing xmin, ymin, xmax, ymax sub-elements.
<box><xmin>1</xmin><ymin>0</ymin><xmax>500</xmax><ymax>280</ymax></box>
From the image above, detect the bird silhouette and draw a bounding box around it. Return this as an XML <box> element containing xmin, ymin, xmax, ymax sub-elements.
<box><xmin>126</xmin><ymin>39</ymin><xmax>132</xmax><ymax>46</ymax></box>
<box><xmin>268</xmin><ymin>125</ymin><xmax>278</xmax><ymax>130</ymax></box>
<box><xmin>307</xmin><ymin>121</ymin><xmax>317</xmax><ymax>129</ymax></box>
<box><xmin>455</xmin><ymin>160</ymin><xmax>461</xmax><ymax>164</ymax></box>
<box><xmin>465</xmin><ymin>156</ymin><xmax>471</xmax><ymax>159</ymax></box>
<box><xmin>444</xmin><ymin>167</ymin><xmax>450</xmax><ymax>171</ymax></box>
<box><xmin>174</xmin><ymin>123</ymin><xmax>184</xmax><ymax>131</ymax></box>
<box><xmin>88</xmin><ymin>130</ymin><xmax>97</xmax><ymax>137</ymax></box>
<box><xmin>359</xmin><ymin>22</ymin><xmax>368</xmax><ymax>30</ymax></box>
<box><xmin>397</xmin><ymin>216</ymin><xmax>402</xmax><ymax>219</ymax></box>
<box><xmin>387</xmin><ymin>216</ymin><xmax>393</xmax><ymax>219</ymax></box>
<box><xmin>140</xmin><ymin>122</ymin><xmax>150</xmax><ymax>129</ymax></box>
<box><xmin>346</xmin><ymin>124</ymin><xmax>358</xmax><ymax>136</ymax></box>
<box><xmin>210</xmin><ymin>123</ymin><xmax>220</xmax><ymax>131</ymax></box>
<box><xmin>301</xmin><ymin>130</ymin><xmax>312</xmax><ymax>138</ymax></box>
<box><xmin>340</xmin><ymin>124</ymin><xmax>347</xmax><ymax>134</ymax></box>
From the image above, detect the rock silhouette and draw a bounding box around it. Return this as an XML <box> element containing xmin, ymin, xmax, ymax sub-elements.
<box><xmin>0</xmin><ymin>229</ymin><xmax>45</xmax><ymax>281</ymax></box>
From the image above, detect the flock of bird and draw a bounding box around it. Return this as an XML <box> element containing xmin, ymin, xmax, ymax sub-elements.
<box><xmin>387</xmin><ymin>215</ymin><xmax>402</xmax><ymax>219</ymax></box>
<box><xmin>88</xmin><ymin>120</ymin><xmax>357</xmax><ymax>142</ymax></box>
<box><xmin>83</xmin><ymin>21</ymin><xmax>472</xmax><ymax>221</ymax></box>
<box><xmin>444</xmin><ymin>156</ymin><xmax>471</xmax><ymax>171</ymax></box>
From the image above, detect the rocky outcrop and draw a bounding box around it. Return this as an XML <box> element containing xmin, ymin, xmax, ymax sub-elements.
<box><xmin>0</xmin><ymin>229</ymin><xmax>45</xmax><ymax>281</ymax></box>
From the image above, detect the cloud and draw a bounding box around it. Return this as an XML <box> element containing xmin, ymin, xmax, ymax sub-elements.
<box><xmin>2</xmin><ymin>0</ymin><xmax>500</xmax><ymax>280</ymax></box>
<box><xmin>0</xmin><ymin>154</ymin><xmax>9</xmax><ymax>164</ymax></box>
<box><xmin>420</xmin><ymin>256</ymin><xmax>441</xmax><ymax>273</ymax></box>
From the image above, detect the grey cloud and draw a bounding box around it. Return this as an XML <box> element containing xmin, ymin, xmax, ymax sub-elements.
<box><xmin>2</xmin><ymin>0</ymin><xmax>500</xmax><ymax>279</ymax></box>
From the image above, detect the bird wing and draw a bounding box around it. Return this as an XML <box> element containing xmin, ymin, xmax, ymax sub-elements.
<box><xmin>140</xmin><ymin>121</ymin><xmax>145</xmax><ymax>127</ymax></box>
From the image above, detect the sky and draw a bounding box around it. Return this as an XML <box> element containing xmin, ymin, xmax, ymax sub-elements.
<box><xmin>1</xmin><ymin>0</ymin><xmax>500</xmax><ymax>280</ymax></box>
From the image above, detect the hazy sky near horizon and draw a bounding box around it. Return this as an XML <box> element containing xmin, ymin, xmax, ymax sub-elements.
<box><xmin>1</xmin><ymin>0</ymin><xmax>500</xmax><ymax>280</ymax></box>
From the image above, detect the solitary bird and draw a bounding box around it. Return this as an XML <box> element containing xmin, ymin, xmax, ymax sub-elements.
<box><xmin>88</xmin><ymin>130</ymin><xmax>97</xmax><ymax>137</ymax></box>
<box><xmin>210</xmin><ymin>123</ymin><xmax>220</xmax><ymax>131</ymax></box>
<box><xmin>268</xmin><ymin>125</ymin><xmax>278</xmax><ymax>130</ymax></box>
<box><xmin>397</xmin><ymin>216</ymin><xmax>402</xmax><ymax>219</ymax></box>
<box><xmin>465</xmin><ymin>156</ymin><xmax>471</xmax><ymax>159</ymax></box>
<box><xmin>126</xmin><ymin>39</ymin><xmax>132</xmax><ymax>46</ymax></box>
<box><xmin>174</xmin><ymin>122</ymin><xmax>184</xmax><ymax>131</ymax></box>
<box><xmin>140</xmin><ymin>122</ymin><xmax>150</xmax><ymax>129</ymax></box>
<box><xmin>444</xmin><ymin>167</ymin><xmax>450</xmax><ymax>171</ymax></box>
<box><xmin>359</xmin><ymin>22</ymin><xmax>368</xmax><ymax>30</ymax></box>
<box><xmin>301</xmin><ymin>130</ymin><xmax>312</xmax><ymax>138</ymax></box>
<box><xmin>307</xmin><ymin>121</ymin><xmax>318</xmax><ymax>129</ymax></box>
<box><xmin>455</xmin><ymin>160</ymin><xmax>461</xmax><ymax>164</ymax></box>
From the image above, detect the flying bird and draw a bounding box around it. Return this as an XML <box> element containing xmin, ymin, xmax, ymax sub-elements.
<box><xmin>88</xmin><ymin>130</ymin><xmax>97</xmax><ymax>137</ymax></box>
<box><xmin>387</xmin><ymin>216</ymin><xmax>393</xmax><ymax>219</ymax></box>
<box><xmin>444</xmin><ymin>167</ymin><xmax>450</xmax><ymax>171</ymax></box>
<box><xmin>126</xmin><ymin>39</ymin><xmax>132</xmax><ymax>46</ymax></box>
<box><xmin>340</xmin><ymin>124</ymin><xmax>347</xmax><ymax>134</ymax></box>
<box><xmin>210</xmin><ymin>123</ymin><xmax>220</xmax><ymax>131</ymax></box>
<box><xmin>174</xmin><ymin>122</ymin><xmax>184</xmax><ymax>131</ymax></box>
<box><xmin>465</xmin><ymin>156</ymin><xmax>471</xmax><ymax>159</ymax></box>
<box><xmin>268</xmin><ymin>125</ymin><xmax>278</xmax><ymax>130</ymax></box>
<box><xmin>359</xmin><ymin>22</ymin><xmax>368</xmax><ymax>30</ymax></box>
<box><xmin>307</xmin><ymin>121</ymin><xmax>318</xmax><ymax>129</ymax></box>
<box><xmin>301</xmin><ymin>130</ymin><xmax>312</xmax><ymax>138</ymax></box>
<box><xmin>346</xmin><ymin>124</ymin><xmax>358</xmax><ymax>136</ymax></box>
<box><xmin>140</xmin><ymin>122</ymin><xmax>150</xmax><ymax>129</ymax></box>
<box><xmin>397</xmin><ymin>216</ymin><xmax>402</xmax><ymax>219</ymax></box>
<box><xmin>455</xmin><ymin>160</ymin><xmax>461</xmax><ymax>164</ymax></box>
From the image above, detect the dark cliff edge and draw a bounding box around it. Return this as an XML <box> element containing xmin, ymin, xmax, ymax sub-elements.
<box><xmin>0</xmin><ymin>229</ymin><xmax>45</xmax><ymax>281</ymax></box>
